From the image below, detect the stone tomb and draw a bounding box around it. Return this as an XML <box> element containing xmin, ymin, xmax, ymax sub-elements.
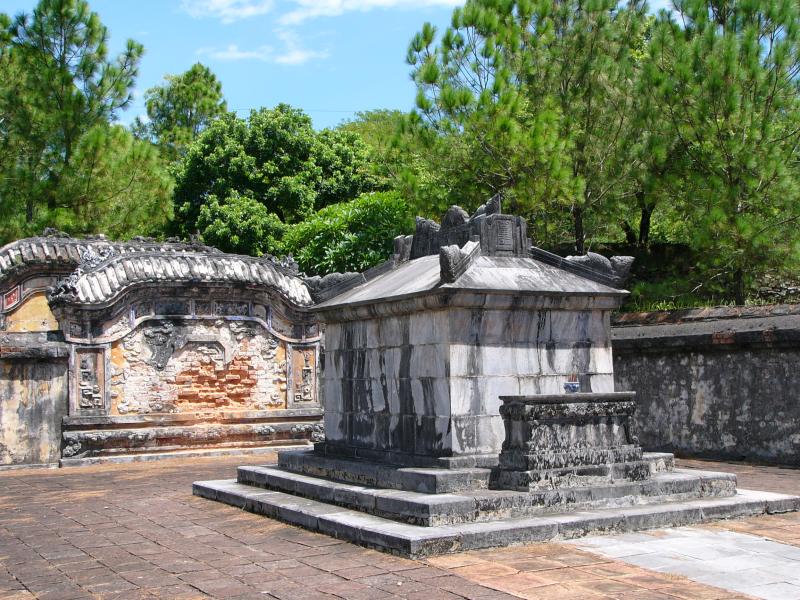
<box><xmin>195</xmin><ymin>199</ymin><xmax>799</xmax><ymax>557</ymax></box>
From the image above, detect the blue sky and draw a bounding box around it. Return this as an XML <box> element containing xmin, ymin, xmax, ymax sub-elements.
<box><xmin>2</xmin><ymin>0</ymin><xmax>673</xmax><ymax>130</ymax></box>
<box><xmin>1</xmin><ymin>0</ymin><xmax>463</xmax><ymax>129</ymax></box>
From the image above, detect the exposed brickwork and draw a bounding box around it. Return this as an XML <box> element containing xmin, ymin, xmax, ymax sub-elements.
<box><xmin>174</xmin><ymin>341</ymin><xmax>259</xmax><ymax>409</ymax></box>
<box><xmin>112</xmin><ymin>321</ymin><xmax>292</xmax><ymax>415</ymax></box>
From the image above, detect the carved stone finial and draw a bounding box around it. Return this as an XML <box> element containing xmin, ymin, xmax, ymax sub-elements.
<box><xmin>41</xmin><ymin>227</ymin><xmax>71</xmax><ymax>238</ymax></box>
<box><xmin>304</xmin><ymin>272</ymin><xmax>365</xmax><ymax>303</ymax></box>
<box><xmin>80</xmin><ymin>245</ymin><xmax>117</xmax><ymax>271</ymax></box>
<box><xmin>565</xmin><ymin>252</ymin><xmax>635</xmax><ymax>287</ymax></box>
<box><xmin>439</xmin><ymin>240</ymin><xmax>481</xmax><ymax>283</ymax></box>
<box><xmin>393</xmin><ymin>235</ymin><xmax>413</xmax><ymax>263</ymax></box>
<box><xmin>441</xmin><ymin>206</ymin><xmax>469</xmax><ymax>229</ymax></box>
<box><xmin>470</xmin><ymin>192</ymin><xmax>502</xmax><ymax>221</ymax></box>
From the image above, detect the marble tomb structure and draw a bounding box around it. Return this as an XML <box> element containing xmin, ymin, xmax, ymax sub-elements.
<box><xmin>195</xmin><ymin>199</ymin><xmax>800</xmax><ymax>556</ymax></box>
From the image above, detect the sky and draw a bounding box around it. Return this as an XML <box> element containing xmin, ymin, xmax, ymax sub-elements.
<box><xmin>1</xmin><ymin>0</ymin><xmax>464</xmax><ymax>129</ymax></box>
<box><xmin>2</xmin><ymin>0</ymin><xmax>674</xmax><ymax>130</ymax></box>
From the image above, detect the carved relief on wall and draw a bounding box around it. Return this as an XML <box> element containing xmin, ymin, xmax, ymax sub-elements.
<box><xmin>109</xmin><ymin>318</ymin><xmax>312</xmax><ymax>415</ymax></box>
<box><xmin>290</xmin><ymin>345</ymin><xmax>317</xmax><ymax>406</ymax></box>
<box><xmin>74</xmin><ymin>348</ymin><xmax>105</xmax><ymax>414</ymax></box>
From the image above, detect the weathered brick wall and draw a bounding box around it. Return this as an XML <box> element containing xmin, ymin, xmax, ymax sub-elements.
<box><xmin>110</xmin><ymin>321</ymin><xmax>299</xmax><ymax>415</ymax></box>
<box><xmin>0</xmin><ymin>235</ymin><xmax>325</xmax><ymax>466</ymax></box>
<box><xmin>613</xmin><ymin>305</ymin><xmax>800</xmax><ymax>466</ymax></box>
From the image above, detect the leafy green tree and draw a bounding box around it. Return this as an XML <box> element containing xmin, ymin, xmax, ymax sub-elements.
<box><xmin>407</xmin><ymin>0</ymin><xmax>650</xmax><ymax>252</ymax></box>
<box><xmin>339</xmin><ymin>110</ymin><xmax>406</xmax><ymax>190</ymax></box>
<box><xmin>283</xmin><ymin>191</ymin><xmax>414</xmax><ymax>275</ymax></box>
<box><xmin>646</xmin><ymin>0</ymin><xmax>800</xmax><ymax>304</ymax></box>
<box><xmin>133</xmin><ymin>62</ymin><xmax>227</xmax><ymax>161</ymax></box>
<box><xmin>196</xmin><ymin>192</ymin><xmax>285</xmax><ymax>256</ymax></box>
<box><xmin>339</xmin><ymin>109</ymin><xmax>478</xmax><ymax>219</ymax></box>
<box><xmin>173</xmin><ymin>104</ymin><xmax>376</xmax><ymax>239</ymax></box>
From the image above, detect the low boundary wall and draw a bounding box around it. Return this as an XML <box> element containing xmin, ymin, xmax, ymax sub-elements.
<box><xmin>613</xmin><ymin>305</ymin><xmax>800</xmax><ymax>466</ymax></box>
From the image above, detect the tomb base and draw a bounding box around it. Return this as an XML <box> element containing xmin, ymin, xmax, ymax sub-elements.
<box><xmin>193</xmin><ymin>448</ymin><xmax>800</xmax><ymax>556</ymax></box>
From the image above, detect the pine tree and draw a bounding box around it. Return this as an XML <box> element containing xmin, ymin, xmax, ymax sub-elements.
<box><xmin>407</xmin><ymin>0</ymin><xmax>650</xmax><ymax>252</ymax></box>
<box><xmin>133</xmin><ymin>62</ymin><xmax>227</xmax><ymax>162</ymax></box>
<box><xmin>647</xmin><ymin>0</ymin><xmax>800</xmax><ymax>303</ymax></box>
<box><xmin>0</xmin><ymin>0</ymin><xmax>144</xmax><ymax>238</ymax></box>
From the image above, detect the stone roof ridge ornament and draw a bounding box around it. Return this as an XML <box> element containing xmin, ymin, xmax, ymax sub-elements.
<box><xmin>406</xmin><ymin>193</ymin><xmax>531</xmax><ymax>262</ymax></box>
<box><xmin>529</xmin><ymin>247</ymin><xmax>634</xmax><ymax>288</ymax></box>
<box><xmin>80</xmin><ymin>244</ymin><xmax>118</xmax><ymax>271</ymax></box>
<box><xmin>304</xmin><ymin>272</ymin><xmax>366</xmax><ymax>304</ymax></box>
<box><xmin>439</xmin><ymin>239</ymin><xmax>481</xmax><ymax>283</ymax></box>
<box><xmin>47</xmin><ymin>244</ymin><xmax>117</xmax><ymax>305</ymax></box>
<box><xmin>41</xmin><ymin>227</ymin><xmax>71</xmax><ymax>238</ymax></box>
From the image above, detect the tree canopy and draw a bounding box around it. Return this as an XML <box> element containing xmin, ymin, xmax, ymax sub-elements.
<box><xmin>133</xmin><ymin>62</ymin><xmax>227</xmax><ymax>162</ymax></box>
<box><xmin>644</xmin><ymin>0</ymin><xmax>800</xmax><ymax>304</ymax></box>
<box><xmin>172</xmin><ymin>104</ymin><xmax>376</xmax><ymax>239</ymax></box>
<box><xmin>1</xmin><ymin>0</ymin><xmax>799</xmax><ymax>307</ymax></box>
<box><xmin>0</xmin><ymin>0</ymin><xmax>172</xmax><ymax>242</ymax></box>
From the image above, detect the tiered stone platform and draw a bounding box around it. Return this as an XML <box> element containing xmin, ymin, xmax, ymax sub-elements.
<box><xmin>194</xmin><ymin>394</ymin><xmax>799</xmax><ymax>557</ymax></box>
<box><xmin>194</xmin><ymin>202</ymin><xmax>800</xmax><ymax>556</ymax></box>
<box><xmin>194</xmin><ymin>450</ymin><xmax>799</xmax><ymax>557</ymax></box>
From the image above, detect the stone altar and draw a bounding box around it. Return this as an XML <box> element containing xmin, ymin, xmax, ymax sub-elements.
<box><xmin>195</xmin><ymin>199</ymin><xmax>800</xmax><ymax>556</ymax></box>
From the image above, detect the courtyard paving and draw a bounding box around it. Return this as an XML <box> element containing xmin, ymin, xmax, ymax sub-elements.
<box><xmin>0</xmin><ymin>454</ymin><xmax>798</xmax><ymax>600</ymax></box>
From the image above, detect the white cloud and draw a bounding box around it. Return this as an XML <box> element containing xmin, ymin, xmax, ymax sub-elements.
<box><xmin>196</xmin><ymin>31</ymin><xmax>328</xmax><ymax>65</ymax></box>
<box><xmin>181</xmin><ymin>0</ymin><xmax>274</xmax><ymax>24</ymax></box>
<box><xmin>273</xmin><ymin>30</ymin><xmax>329</xmax><ymax>65</ymax></box>
<box><xmin>279</xmin><ymin>0</ymin><xmax>463</xmax><ymax>25</ymax></box>
<box><xmin>197</xmin><ymin>43</ymin><xmax>274</xmax><ymax>61</ymax></box>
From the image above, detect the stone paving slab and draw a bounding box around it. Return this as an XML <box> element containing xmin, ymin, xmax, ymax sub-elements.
<box><xmin>0</xmin><ymin>455</ymin><xmax>795</xmax><ymax>600</ymax></box>
<box><xmin>569</xmin><ymin>526</ymin><xmax>800</xmax><ymax>599</ymax></box>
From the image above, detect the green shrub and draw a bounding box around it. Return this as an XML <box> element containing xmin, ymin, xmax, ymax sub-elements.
<box><xmin>196</xmin><ymin>192</ymin><xmax>286</xmax><ymax>256</ymax></box>
<box><xmin>283</xmin><ymin>191</ymin><xmax>415</xmax><ymax>276</ymax></box>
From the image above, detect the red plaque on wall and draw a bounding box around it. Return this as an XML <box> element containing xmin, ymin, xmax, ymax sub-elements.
<box><xmin>2</xmin><ymin>286</ymin><xmax>20</xmax><ymax>311</ymax></box>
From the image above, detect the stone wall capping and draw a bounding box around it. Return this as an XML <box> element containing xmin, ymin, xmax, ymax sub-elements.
<box><xmin>612</xmin><ymin>314</ymin><xmax>800</xmax><ymax>352</ymax></box>
<box><xmin>612</xmin><ymin>302</ymin><xmax>800</xmax><ymax>327</ymax></box>
<box><xmin>48</xmin><ymin>249</ymin><xmax>313</xmax><ymax>310</ymax></box>
<box><xmin>0</xmin><ymin>232</ymin><xmax>227</xmax><ymax>287</ymax></box>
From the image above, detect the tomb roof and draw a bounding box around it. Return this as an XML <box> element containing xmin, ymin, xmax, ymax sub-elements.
<box><xmin>314</xmin><ymin>251</ymin><xmax>626</xmax><ymax>310</ymax></box>
<box><xmin>313</xmin><ymin>197</ymin><xmax>631</xmax><ymax>311</ymax></box>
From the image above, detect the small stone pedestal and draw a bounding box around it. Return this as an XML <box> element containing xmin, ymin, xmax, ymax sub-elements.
<box><xmin>490</xmin><ymin>392</ymin><xmax>651</xmax><ymax>491</ymax></box>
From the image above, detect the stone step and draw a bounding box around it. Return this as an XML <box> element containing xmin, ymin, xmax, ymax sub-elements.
<box><xmin>237</xmin><ymin>464</ymin><xmax>730</xmax><ymax>526</ymax></box>
<box><xmin>278</xmin><ymin>449</ymin><xmax>492</xmax><ymax>493</ymax></box>
<box><xmin>276</xmin><ymin>449</ymin><xmax>676</xmax><ymax>494</ymax></box>
<box><xmin>193</xmin><ymin>478</ymin><xmax>800</xmax><ymax>558</ymax></box>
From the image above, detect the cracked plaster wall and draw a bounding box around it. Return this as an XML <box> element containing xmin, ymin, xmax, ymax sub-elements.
<box><xmin>0</xmin><ymin>359</ymin><xmax>67</xmax><ymax>465</ymax></box>
<box><xmin>110</xmin><ymin>320</ymin><xmax>295</xmax><ymax>415</ymax></box>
